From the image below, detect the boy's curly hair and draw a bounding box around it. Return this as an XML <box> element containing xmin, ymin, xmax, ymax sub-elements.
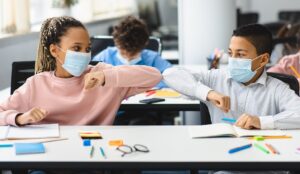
<box><xmin>113</xmin><ymin>16</ymin><xmax>149</xmax><ymax>55</ymax></box>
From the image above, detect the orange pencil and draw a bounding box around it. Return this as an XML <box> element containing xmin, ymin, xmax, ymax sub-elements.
<box><xmin>289</xmin><ymin>66</ymin><xmax>300</xmax><ymax>78</ymax></box>
<box><xmin>265</xmin><ymin>143</ymin><xmax>280</xmax><ymax>155</ymax></box>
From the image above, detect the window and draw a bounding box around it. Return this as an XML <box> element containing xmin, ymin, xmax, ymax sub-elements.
<box><xmin>0</xmin><ymin>0</ymin><xmax>138</xmax><ymax>37</ymax></box>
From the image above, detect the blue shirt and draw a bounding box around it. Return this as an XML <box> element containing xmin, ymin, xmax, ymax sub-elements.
<box><xmin>93</xmin><ymin>46</ymin><xmax>172</xmax><ymax>88</ymax></box>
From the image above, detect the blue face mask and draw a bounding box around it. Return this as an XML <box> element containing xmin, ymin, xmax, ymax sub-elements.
<box><xmin>60</xmin><ymin>49</ymin><xmax>91</xmax><ymax>77</ymax></box>
<box><xmin>228</xmin><ymin>56</ymin><xmax>262</xmax><ymax>83</ymax></box>
<box><xmin>117</xmin><ymin>52</ymin><xmax>141</xmax><ymax>65</ymax></box>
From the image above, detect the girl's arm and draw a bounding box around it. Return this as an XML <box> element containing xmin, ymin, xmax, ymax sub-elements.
<box><xmin>0</xmin><ymin>78</ymin><xmax>32</xmax><ymax>126</ymax></box>
<box><xmin>91</xmin><ymin>63</ymin><xmax>162</xmax><ymax>98</ymax></box>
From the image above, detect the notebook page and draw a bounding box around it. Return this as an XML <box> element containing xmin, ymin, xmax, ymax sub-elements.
<box><xmin>7</xmin><ymin>124</ymin><xmax>60</xmax><ymax>139</ymax></box>
<box><xmin>233</xmin><ymin>125</ymin><xmax>285</xmax><ymax>137</ymax></box>
<box><xmin>188</xmin><ymin>123</ymin><xmax>237</xmax><ymax>138</ymax></box>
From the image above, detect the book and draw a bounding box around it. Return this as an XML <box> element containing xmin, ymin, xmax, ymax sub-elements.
<box><xmin>15</xmin><ymin>143</ymin><xmax>45</xmax><ymax>155</ymax></box>
<box><xmin>0</xmin><ymin>124</ymin><xmax>60</xmax><ymax>140</ymax></box>
<box><xmin>188</xmin><ymin>123</ymin><xmax>285</xmax><ymax>138</ymax></box>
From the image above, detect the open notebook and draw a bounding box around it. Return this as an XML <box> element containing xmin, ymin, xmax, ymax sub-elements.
<box><xmin>0</xmin><ymin>124</ymin><xmax>60</xmax><ymax>140</ymax></box>
<box><xmin>188</xmin><ymin>123</ymin><xmax>285</xmax><ymax>138</ymax></box>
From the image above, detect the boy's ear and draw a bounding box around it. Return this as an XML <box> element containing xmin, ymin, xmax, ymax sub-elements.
<box><xmin>260</xmin><ymin>53</ymin><xmax>270</xmax><ymax>66</ymax></box>
<box><xmin>49</xmin><ymin>44</ymin><xmax>58</xmax><ymax>59</ymax></box>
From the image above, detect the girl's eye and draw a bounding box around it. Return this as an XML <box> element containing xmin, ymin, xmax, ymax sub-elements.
<box><xmin>86</xmin><ymin>47</ymin><xmax>91</xmax><ymax>53</ymax></box>
<box><xmin>73</xmin><ymin>46</ymin><xmax>81</xmax><ymax>52</ymax></box>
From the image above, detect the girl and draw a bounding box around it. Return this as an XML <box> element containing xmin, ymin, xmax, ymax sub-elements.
<box><xmin>0</xmin><ymin>16</ymin><xmax>162</xmax><ymax>126</ymax></box>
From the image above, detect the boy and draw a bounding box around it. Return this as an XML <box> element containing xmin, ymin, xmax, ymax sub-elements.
<box><xmin>163</xmin><ymin>24</ymin><xmax>300</xmax><ymax>130</ymax></box>
<box><xmin>93</xmin><ymin>16</ymin><xmax>171</xmax><ymax>88</ymax></box>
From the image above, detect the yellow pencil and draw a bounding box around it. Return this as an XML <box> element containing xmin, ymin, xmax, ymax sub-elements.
<box><xmin>247</xmin><ymin>136</ymin><xmax>292</xmax><ymax>140</ymax></box>
<box><xmin>289</xmin><ymin>66</ymin><xmax>300</xmax><ymax>78</ymax></box>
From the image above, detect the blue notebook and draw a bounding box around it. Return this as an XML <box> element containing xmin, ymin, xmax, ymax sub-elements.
<box><xmin>15</xmin><ymin>143</ymin><xmax>45</xmax><ymax>155</ymax></box>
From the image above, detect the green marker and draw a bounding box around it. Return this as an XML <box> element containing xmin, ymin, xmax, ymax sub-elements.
<box><xmin>254</xmin><ymin>143</ymin><xmax>269</xmax><ymax>154</ymax></box>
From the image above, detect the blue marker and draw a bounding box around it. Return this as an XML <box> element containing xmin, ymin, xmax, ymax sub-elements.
<box><xmin>0</xmin><ymin>144</ymin><xmax>13</xmax><ymax>148</ymax></box>
<box><xmin>228</xmin><ymin>143</ymin><xmax>252</xmax><ymax>154</ymax></box>
<box><xmin>222</xmin><ymin>117</ymin><xmax>237</xmax><ymax>123</ymax></box>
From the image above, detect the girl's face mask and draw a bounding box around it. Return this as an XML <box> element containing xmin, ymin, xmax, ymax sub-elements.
<box><xmin>57</xmin><ymin>47</ymin><xmax>91</xmax><ymax>77</ymax></box>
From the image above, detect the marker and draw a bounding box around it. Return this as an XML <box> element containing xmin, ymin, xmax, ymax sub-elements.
<box><xmin>146</xmin><ymin>90</ymin><xmax>156</xmax><ymax>97</ymax></box>
<box><xmin>254</xmin><ymin>143</ymin><xmax>269</xmax><ymax>154</ymax></box>
<box><xmin>90</xmin><ymin>145</ymin><xmax>94</xmax><ymax>158</ymax></box>
<box><xmin>228</xmin><ymin>143</ymin><xmax>252</xmax><ymax>154</ymax></box>
<box><xmin>265</xmin><ymin>143</ymin><xmax>280</xmax><ymax>155</ymax></box>
<box><xmin>0</xmin><ymin>144</ymin><xmax>13</xmax><ymax>148</ymax></box>
<box><xmin>222</xmin><ymin>117</ymin><xmax>237</xmax><ymax>123</ymax></box>
<box><xmin>100</xmin><ymin>147</ymin><xmax>107</xmax><ymax>159</ymax></box>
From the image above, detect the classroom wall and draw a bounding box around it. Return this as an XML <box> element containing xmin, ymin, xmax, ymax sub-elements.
<box><xmin>237</xmin><ymin>0</ymin><xmax>300</xmax><ymax>23</ymax></box>
<box><xmin>0</xmin><ymin>19</ymin><xmax>120</xmax><ymax>90</ymax></box>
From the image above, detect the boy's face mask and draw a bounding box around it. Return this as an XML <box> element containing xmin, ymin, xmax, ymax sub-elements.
<box><xmin>228</xmin><ymin>55</ymin><xmax>263</xmax><ymax>83</ymax></box>
<box><xmin>117</xmin><ymin>52</ymin><xmax>141</xmax><ymax>65</ymax></box>
<box><xmin>57</xmin><ymin>47</ymin><xmax>91</xmax><ymax>77</ymax></box>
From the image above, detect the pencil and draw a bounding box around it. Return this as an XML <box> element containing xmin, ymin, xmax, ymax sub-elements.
<box><xmin>90</xmin><ymin>145</ymin><xmax>94</xmax><ymax>158</ymax></box>
<box><xmin>247</xmin><ymin>136</ymin><xmax>292</xmax><ymax>140</ymax></box>
<box><xmin>100</xmin><ymin>147</ymin><xmax>107</xmax><ymax>159</ymax></box>
<box><xmin>38</xmin><ymin>137</ymin><xmax>68</xmax><ymax>143</ymax></box>
<box><xmin>289</xmin><ymin>66</ymin><xmax>300</xmax><ymax>78</ymax></box>
<box><xmin>265</xmin><ymin>143</ymin><xmax>280</xmax><ymax>155</ymax></box>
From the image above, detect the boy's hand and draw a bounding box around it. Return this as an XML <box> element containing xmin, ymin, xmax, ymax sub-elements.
<box><xmin>207</xmin><ymin>90</ymin><xmax>230</xmax><ymax>112</ymax></box>
<box><xmin>235</xmin><ymin>114</ymin><xmax>261</xmax><ymax>129</ymax></box>
<box><xmin>84</xmin><ymin>71</ymin><xmax>105</xmax><ymax>90</ymax></box>
<box><xmin>16</xmin><ymin>107</ymin><xmax>47</xmax><ymax>125</ymax></box>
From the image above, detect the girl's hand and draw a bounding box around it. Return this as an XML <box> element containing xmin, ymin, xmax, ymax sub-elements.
<box><xmin>84</xmin><ymin>71</ymin><xmax>105</xmax><ymax>90</ymax></box>
<box><xmin>16</xmin><ymin>107</ymin><xmax>48</xmax><ymax>125</ymax></box>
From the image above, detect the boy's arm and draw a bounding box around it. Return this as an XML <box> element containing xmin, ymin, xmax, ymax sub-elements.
<box><xmin>163</xmin><ymin>67</ymin><xmax>230</xmax><ymax>112</ymax></box>
<box><xmin>236</xmin><ymin>83</ymin><xmax>300</xmax><ymax>130</ymax></box>
<box><xmin>153</xmin><ymin>54</ymin><xmax>172</xmax><ymax>73</ymax></box>
<box><xmin>92</xmin><ymin>49</ymin><xmax>107</xmax><ymax>62</ymax></box>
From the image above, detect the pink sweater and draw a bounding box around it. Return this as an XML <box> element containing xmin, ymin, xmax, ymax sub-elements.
<box><xmin>0</xmin><ymin>63</ymin><xmax>162</xmax><ymax>126</ymax></box>
<box><xmin>268</xmin><ymin>53</ymin><xmax>300</xmax><ymax>86</ymax></box>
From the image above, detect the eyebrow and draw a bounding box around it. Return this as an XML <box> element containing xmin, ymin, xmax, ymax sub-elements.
<box><xmin>228</xmin><ymin>48</ymin><xmax>248</xmax><ymax>52</ymax></box>
<box><xmin>73</xmin><ymin>42</ymin><xmax>91</xmax><ymax>46</ymax></box>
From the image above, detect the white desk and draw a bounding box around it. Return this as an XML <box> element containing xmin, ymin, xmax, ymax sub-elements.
<box><xmin>1</xmin><ymin>126</ymin><xmax>300</xmax><ymax>170</ymax></box>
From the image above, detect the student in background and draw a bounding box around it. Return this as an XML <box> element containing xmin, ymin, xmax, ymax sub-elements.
<box><xmin>270</xmin><ymin>23</ymin><xmax>300</xmax><ymax>64</ymax></box>
<box><xmin>163</xmin><ymin>24</ymin><xmax>300</xmax><ymax>131</ymax></box>
<box><xmin>0</xmin><ymin>16</ymin><xmax>161</xmax><ymax>126</ymax></box>
<box><xmin>93</xmin><ymin>16</ymin><xmax>171</xmax><ymax>88</ymax></box>
<box><xmin>268</xmin><ymin>23</ymin><xmax>300</xmax><ymax>87</ymax></box>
